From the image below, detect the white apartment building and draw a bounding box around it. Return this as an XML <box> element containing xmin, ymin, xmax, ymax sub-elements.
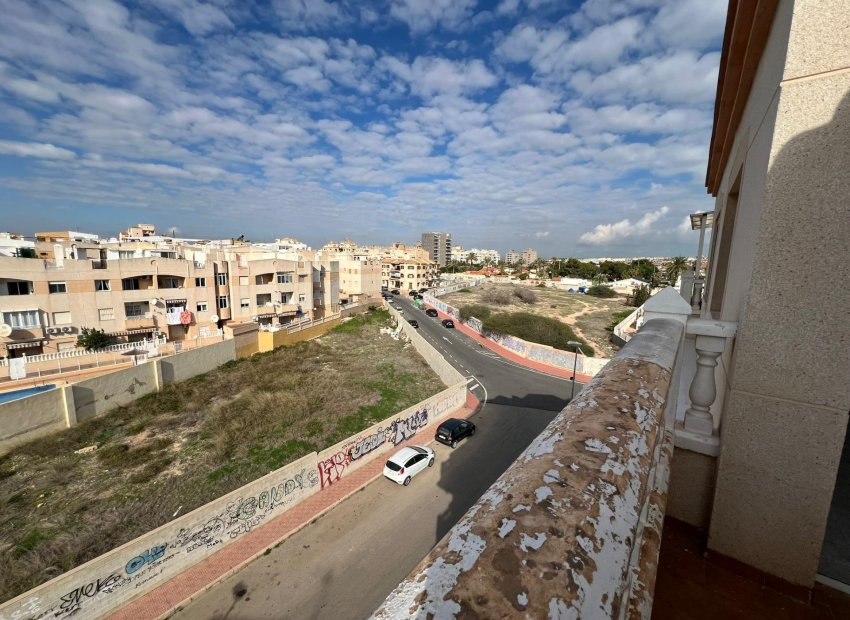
<box><xmin>452</xmin><ymin>246</ymin><xmax>500</xmax><ymax>264</ymax></box>
<box><xmin>382</xmin><ymin>258</ymin><xmax>439</xmax><ymax>291</ymax></box>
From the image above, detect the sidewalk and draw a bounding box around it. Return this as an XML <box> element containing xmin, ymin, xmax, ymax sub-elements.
<box><xmin>109</xmin><ymin>391</ymin><xmax>480</xmax><ymax>620</ymax></box>
<box><xmin>435</xmin><ymin>309</ymin><xmax>594</xmax><ymax>384</ymax></box>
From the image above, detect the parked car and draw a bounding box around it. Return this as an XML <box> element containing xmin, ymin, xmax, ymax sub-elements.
<box><xmin>383</xmin><ymin>445</ymin><xmax>435</xmax><ymax>485</ymax></box>
<box><xmin>391</xmin><ymin>289</ymin><xmax>400</xmax><ymax>295</ymax></box>
<box><xmin>413</xmin><ymin>294</ymin><xmax>423</xmax><ymax>300</ymax></box>
<box><xmin>441</xmin><ymin>319</ymin><xmax>455</xmax><ymax>328</ymax></box>
<box><xmin>408</xmin><ymin>319</ymin><xmax>419</xmax><ymax>328</ymax></box>
<box><xmin>397</xmin><ymin>308</ymin><xmax>404</xmax><ymax>314</ymax></box>
<box><xmin>418</xmin><ymin>288</ymin><xmax>428</xmax><ymax>293</ymax></box>
<box><xmin>425</xmin><ymin>308</ymin><xmax>439</xmax><ymax>317</ymax></box>
<box><xmin>408</xmin><ymin>290</ymin><xmax>417</xmax><ymax>296</ymax></box>
<box><xmin>434</xmin><ymin>418</ymin><xmax>476</xmax><ymax>448</ymax></box>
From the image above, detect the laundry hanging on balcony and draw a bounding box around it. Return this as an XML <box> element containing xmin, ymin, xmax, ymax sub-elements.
<box><xmin>165</xmin><ymin>306</ymin><xmax>185</xmax><ymax>325</ymax></box>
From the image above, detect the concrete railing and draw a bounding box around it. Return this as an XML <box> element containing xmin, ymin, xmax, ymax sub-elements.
<box><xmin>373</xmin><ymin>318</ymin><xmax>684</xmax><ymax>619</ymax></box>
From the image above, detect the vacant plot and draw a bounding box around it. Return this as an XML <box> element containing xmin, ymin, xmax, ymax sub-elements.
<box><xmin>444</xmin><ymin>283</ymin><xmax>630</xmax><ymax>357</ymax></box>
<box><xmin>0</xmin><ymin>309</ymin><xmax>445</xmax><ymax>603</ymax></box>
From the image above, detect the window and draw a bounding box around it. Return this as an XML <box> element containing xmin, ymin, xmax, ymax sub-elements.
<box><xmin>217</xmin><ymin>295</ymin><xmax>228</xmax><ymax>309</ymax></box>
<box><xmin>124</xmin><ymin>303</ymin><xmax>145</xmax><ymax>318</ymax></box>
<box><xmin>160</xmin><ymin>277</ymin><xmax>179</xmax><ymax>289</ymax></box>
<box><xmin>6</xmin><ymin>281</ymin><xmax>31</xmax><ymax>295</ymax></box>
<box><xmin>298</xmin><ymin>274</ymin><xmax>307</xmax><ymax>282</ymax></box>
<box><xmin>277</xmin><ymin>272</ymin><xmax>293</xmax><ymax>284</ymax></box>
<box><xmin>239</xmin><ymin>276</ymin><xmax>249</xmax><ymax>286</ymax></box>
<box><xmin>52</xmin><ymin>311</ymin><xmax>72</xmax><ymax>325</ymax></box>
<box><xmin>3</xmin><ymin>310</ymin><xmax>40</xmax><ymax>328</ymax></box>
<box><xmin>241</xmin><ymin>298</ymin><xmax>250</xmax><ymax>309</ymax></box>
<box><xmin>98</xmin><ymin>307</ymin><xmax>115</xmax><ymax>321</ymax></box>
<box><xmin>122</xmin><ymin>278</ymin><xmax>140</xmax><ymax>291</ymax></box>
<box><xmin>195</xmin><ymin>277</ymin><xmax>206</xmax><ymax>287</ymax></box>
<box><xmin>49</xmin><ymin>281</ymin><xmax>67</xmax><ymax>294</ymax></box>
<box><xmin>196</xmin><ymin>301</ymin><xmax>208</xmax><ymax>312</ymax></box>
<box><xmin>95</xmin><ymin>279</ymin><xmax>110</xmax><ymax>291</ymax></box>
<box><xmin>216</xmin><ymin>273</ymin><xmax>228</xmax><ymax>286</ymax></box>
<box><xmin>118</xmin><ymin>250</ymin><xmax>134</xmax><ymax>259</ymax></box>
<box><xmin>298</xmin><ymin>293</ymin><xmax>306</xmax><ymax>302</ymax></box>
<box><xmin>281</xmin><ymin>292</ymin><xmax>292</xmax><ymax>304</ymax></box>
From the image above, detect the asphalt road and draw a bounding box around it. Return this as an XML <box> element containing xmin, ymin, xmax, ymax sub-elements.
<box><xmin>171</xmin><ymin>295</ymin><xmax>578</xmax><ymax>620</ymax></box>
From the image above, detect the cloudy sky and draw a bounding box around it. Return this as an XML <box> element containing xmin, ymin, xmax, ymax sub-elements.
<box><xmin>0</xmin><ymin>0</ymin><xmax>726</xmax><ymax>257</ymax></box>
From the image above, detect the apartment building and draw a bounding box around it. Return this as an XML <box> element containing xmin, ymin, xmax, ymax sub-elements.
<box><xmin>319</xmin><ymin>241</ymin><xmax>382</xmax><ymax>304</ymax></box>
<box><xmin>381</xmin><ymin>258</ymin><xmax>439</xmax><ymax>291</ymax></box>
<box><xmin>420</xmin><ymin>232</ymin><xmax>451</xmax><ymax>267</ymax></box>
<box><xmin>505</xmin><ymin>248</ymin><xmax>537</xmax><ymax>265</ymax></box>
<box><xmin>0</xmin><ymin>235</ymin><xmax>338</xmax><ymax>358</ymax></box>
<box><xmin>451</xmin><ymin>246</ymin><xmax>500</xmax><ymax>264</ymax></box>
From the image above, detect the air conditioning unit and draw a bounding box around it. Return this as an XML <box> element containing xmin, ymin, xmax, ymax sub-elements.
<box><xmin>45</xmin><ymin>327</ymin><xmax>59</xmax><ymax>335</ymax></box>
<box><xmin>61</xmin><ymin>326</ymin><xmax>74</xmax><ymax>334</ymax></box>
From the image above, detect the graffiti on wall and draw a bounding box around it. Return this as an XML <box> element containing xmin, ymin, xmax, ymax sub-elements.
<box><xmin>0</xmin><ymin>467</ymin><xmax>320</xmax><ymax>620</ymax></box>
<box><xmin>318</xmin><ymin>409</ymin><xmax>431</xmax><ymax>489</ymax></box>
<box><xmin>526</xmin><ymin>345</ymin><xmax>583</xmax><ymax>373</ymax></box>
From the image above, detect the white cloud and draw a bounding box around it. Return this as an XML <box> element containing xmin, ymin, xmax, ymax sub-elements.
<box><xmin>649</xmin><ymin>0</ymin><xmax>727</xmax><ymax>49</ymax></box>
<box><xmin>389</xmin><ymin>0</ymin><xmax>478</xmax><ymax>34</ymax></box>
<box><xmin>579</xmin><ymin>206</ymin><xmax>670</xmax><ymax>245</ymax></box>
<box><xmin>0</xmin><ymin>139</ymin><xmax>76</xmax><ymax>159</ymax></box>
<box><xmin>272</xmin><ymin>0</ymin><xmax>349</xmax><ymax>31</ymax></box>
<box><xmin>148</xmin><ymin>0</ymin><xmax>234</xmax><ymax>36</ymax></box>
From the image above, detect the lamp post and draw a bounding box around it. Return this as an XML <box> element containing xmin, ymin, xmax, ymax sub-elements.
<box><xmin>567</xmin><ymin>340</ymin><xmax>582</xmax><ymax>401</ymax></box>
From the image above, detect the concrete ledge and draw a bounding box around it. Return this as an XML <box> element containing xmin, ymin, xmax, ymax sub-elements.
<box><xmin>373</xmin><ymin>318</ymin><xmax>684</xmax><ymax>619</ymax></box>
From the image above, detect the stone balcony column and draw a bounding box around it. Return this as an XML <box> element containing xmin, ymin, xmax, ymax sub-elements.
<box><xmin>679</xmin><ymin>269</ymin><xmax>695</xmax><ymax>303</ymax></box>
<box><xmin>690</xmin><ymin>277</ymin><xmax>705</xmax><ymax>312</ymax></box>
<box><xmin>676</xmin><ymin>319</ymin><xmax>737</xmax><ymax>456</ymax></box>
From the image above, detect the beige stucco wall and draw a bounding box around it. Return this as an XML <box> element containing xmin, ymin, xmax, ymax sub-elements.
<box><xmin>667</xmin><ymin>447</ymin><xmax>716</xmax><ymax>530</ymax></box>
<box><xmin>0</xmin><ymin>388</ymin><xmax>68</xmax><ymax>453</ymax></box>
<box><xmin>159</xmin><ymin>339</ymin><xmax>235</xmax><ymax>385</ymax></box>
<box><xmin>707</xmin><ymin>0</ymin><xmax>850</xmax><ymax>586</ymax></box>
<box><xmin>72</xmin><ymin>362</ymin><xmax>158</xmax><ymax>422</ymax></box>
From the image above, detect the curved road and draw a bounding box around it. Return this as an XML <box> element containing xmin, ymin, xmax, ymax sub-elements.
<box><xmin>170</xmin><ymin>294</ymin><xmax>579</xmax><ymax>620</ymax></box>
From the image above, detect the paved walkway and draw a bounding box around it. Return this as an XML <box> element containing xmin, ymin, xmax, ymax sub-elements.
<box><xmin>436</xmin><ymin>308</ymin><xmax>594</xmax><ymax>383</ymax></box>
<box><xmin>109</xmin><ymin>392</ymin><xmax>480</xmax><ymax>620</ymax></box>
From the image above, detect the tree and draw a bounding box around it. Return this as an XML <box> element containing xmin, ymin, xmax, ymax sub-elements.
<box><xmin>467</xmin><ymin>252</ymin><xmax>477</xmax><ymax>266</ymax></box>
<box><xmin>667</xmin><ymin>256</ymin><xmax>689</xmax><ymax>285</ymax></box>
<box><xmin>76</xmin><ymin>327</ymin><xmax>116</xmax><ymax>351</ymax></box>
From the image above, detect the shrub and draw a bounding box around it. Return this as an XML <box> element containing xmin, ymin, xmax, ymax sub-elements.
<box><xmin>513</xmin><ymin>288</ymin><xmax>537</xmax><ymax>304</ymax></box>
<box><xmin>607</xmin><ymin>309</ymin><xmax>633</xmax><ymax>332</ymax></box>
<box><xmin>459</xmin><ymin>304</ymin><xmax>492</xmax><ymax>321</ymax></box>
<box><xmin>76</xmin><ymin>327</ymin><xmax>116</xmax><ymax>351</ymax></box>
<box><xmin>458</xmin><ymin>288</ymin><xmax>472</xmax><ymax>293</ymax></box>
<box><xmin>482</xmin><ymin>312</ymin><xmax>594</xmax><ymax>356</ymax></box>
<box><xmin>586</xmin><ymin>285</ymin><xmax>617</xmax><ymax>298</ymax></box>
<box><xmin>481</xmin><ymin>288</ymin><xmax>512</xmax><ymax>305</ymax></box>
<box><xmin>632</xmin><ymin>284</ymin><xmax>652</xmax><ymax>307</ymax></box>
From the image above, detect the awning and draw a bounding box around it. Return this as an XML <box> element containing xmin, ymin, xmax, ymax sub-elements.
<box><xmin>256</xmin><ymin>312</ymin><xmax>276</xmax><ymax>319</ymax></box>
<box><xmin>5</xmin><ymin>340</ymin><xmax>47</xmax><ymax>350</ymax></box>
<box><xmin>166</xmin><ymin>298</ymin><xmax>187</xmax><ymax>305</ymax></box>
<box><xmin>109</xmin><ymin>327</ymin><xmax>156</xmax><ymax>336</ymax></box>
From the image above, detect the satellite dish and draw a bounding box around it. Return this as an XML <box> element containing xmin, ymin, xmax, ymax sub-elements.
<box><xmin>210</xmin><ymin>315</ymin><xmax>219</xmax><ymax>323</ymax></box>
<box><xmin>149</xmin><ymin>299</ymin><xmax>158</xmax><ymax>306</ymax></box>
<box><xmin>0</xmin><ymin>324</ymin><xmax>11</xmax><ymax>337</ymax></box>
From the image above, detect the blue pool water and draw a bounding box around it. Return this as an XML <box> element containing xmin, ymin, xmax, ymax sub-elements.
<box><xmin>0</xmin><ymin>384</ymin><xmax>56</xmax><ymax>404</ymax></box>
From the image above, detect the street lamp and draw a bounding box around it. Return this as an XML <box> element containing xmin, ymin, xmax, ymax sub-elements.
<box><xmin>567</xmin><ymin>340</ymin><xmax>583</xmax><ymax>401</ymax></box>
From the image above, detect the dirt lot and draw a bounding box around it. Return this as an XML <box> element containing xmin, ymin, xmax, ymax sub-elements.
<box><xmin>442</xmin><ymin>283</ymin><xmax>631</xmax><ymax>358</ymax></box>
<box><xmin>0</xmin><ymin>309</ymin><xmax>445</xmax><ymax>603</ymax></box>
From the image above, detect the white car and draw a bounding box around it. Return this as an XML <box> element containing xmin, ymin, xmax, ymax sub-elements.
<box><xmin>383</xmin><ymin>445</ymin><xmax>435</xmax><ymax>486</ymax></box>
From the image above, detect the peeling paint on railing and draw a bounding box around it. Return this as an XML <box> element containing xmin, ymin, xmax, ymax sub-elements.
<box><xmin>372</xmin><ymin>319</ymin><xmax>683</xmax><ymax>620</ymax></box>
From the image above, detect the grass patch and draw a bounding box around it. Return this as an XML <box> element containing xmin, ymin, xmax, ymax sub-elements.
<box><xmin>482</xmin><ymin>312</ymin><xmax>594</xmax><ymax>356</ymax></box>
<box><xmin>0</xmin><ymin>307</ymin><xmax>444</xmax><ymax>603</ymax></box>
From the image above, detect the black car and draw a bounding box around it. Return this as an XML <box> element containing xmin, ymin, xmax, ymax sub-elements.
<box><xmin>391</xmin><ymin>289</ymin><xmax>400</xmax><ymax>295</ymax></box>
<box><xmin>418</xmin><ymin>288</ymin><xmax>428</xmax><ymax>293</ymax></box>
<box><xmin>408</xmin><ymin>290</ymin><xmax>417</xmax><ymax>296</ymax></box>
<box><xmin>425</xmin><ymin>308</ymin><xmax>439</xmax><ymax>317</ymax></box>
<box><xmin>441</xmin><ymin>319</ymin><xmax>455</xmax><ymax>328</ymax></box>
<box><xmin>408</xmin><ymin>319</ymin><xmax>419</xmax><ymax>328</ymax></box>
<box><xmin>435</xmin><ymin>418</ymin><xmax>475</xmax><ymax>448</ymax></box>
<box><xmin>413</xmin><ymin>294</ymin><xmax>423</xmax><ymax>300</ymax></box>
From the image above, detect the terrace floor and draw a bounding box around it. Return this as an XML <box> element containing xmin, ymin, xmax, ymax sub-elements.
<box><xmin>652</xmin><ymin>518</ymin><xmax>850</xmax><ymax>620</ymax></box>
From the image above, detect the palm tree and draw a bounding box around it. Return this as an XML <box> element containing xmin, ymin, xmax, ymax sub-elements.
<box><xmin>667</xmin><ymin>256</ymin><xmax>689</xmax><ymax>285</ymax></box>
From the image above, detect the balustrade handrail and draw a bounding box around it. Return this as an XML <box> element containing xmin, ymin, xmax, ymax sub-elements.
<box><xmin>373</xmin><ymin>319</ymin><xmax>684</xmax><ymax>619</ymax></box>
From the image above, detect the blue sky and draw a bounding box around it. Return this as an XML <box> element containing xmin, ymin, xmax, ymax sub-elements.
<box><xmin>0</xmin><ymin>0</ymin><xmax>726</xmax><ymax>257</ymax></box>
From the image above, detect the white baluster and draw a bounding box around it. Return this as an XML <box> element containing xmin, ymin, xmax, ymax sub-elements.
<box><xmin>684</xmin><ymin>334</ymin><xmax>725</xmax><ymax>435</ymax></box>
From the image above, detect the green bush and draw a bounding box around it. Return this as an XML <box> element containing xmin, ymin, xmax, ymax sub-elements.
<box><xmin>586</xmin><ymin>285</ymin><xmax>617</xmax><ymax>298</ymax></box>
<box><xmin>76</xmin><ymin>327</ymin><xmax>116</xmax><ymax>351</ymax></box>
<box><xmin>459</xmin><ymin>304</ymin><xmax>492</xmax><ymax>321</ymax></box>
<box><xmin>631</xmin><ymin>284</ymin><xmax>652</xmax><ymax>307</ymax></box>
<box><xmin>513</xmin><ymin>287</ymin><xmax>537</xmax><ymax>304</ymax></box>
<box><xmin>607</xmin><ymin>310</ymin><xmax>633</xmax><ymax>332</ymax></box>
<box><xmin>482</xmin><ymin>312</ymin><xmax>594</xmax><ymax>356</ymax></box>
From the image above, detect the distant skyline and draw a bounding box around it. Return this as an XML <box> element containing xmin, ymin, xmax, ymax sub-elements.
<box><xmin>0</xmin><ymin>0</ymin><xmax>726</xmax><ymax>257</ymax></box>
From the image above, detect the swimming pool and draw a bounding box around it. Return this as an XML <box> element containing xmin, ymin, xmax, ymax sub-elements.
<box><xmin>0</xmin><ymin>384</ymin><xmax>57</xmax><ymax>405</ymax></box>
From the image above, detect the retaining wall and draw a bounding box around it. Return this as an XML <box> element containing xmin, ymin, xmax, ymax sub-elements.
<box><xmin>387</xmin><ymin>305</ymin><xmax>465</xmax><ymax>386</ymax></box>
<box><xmin>0</xmin><ymin>382</ymin><xmax>469</xmax><ymax>620</ymax></box>
<box><xmin>0</xmin><ymin>340</ymin><xmax>238</xmax><ymax>454</ymax></box>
